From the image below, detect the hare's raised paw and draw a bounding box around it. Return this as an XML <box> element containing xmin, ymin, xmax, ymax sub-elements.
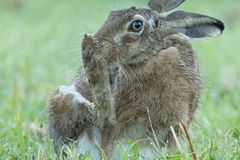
<box><xmin>82</xmin><ymin>34</ymin><xmax>95</xmax><ymax>63</ymax></box>
<box><xmin>81</xmin><ymin>34</ymin><xmax>103</xmax><ymax>63</ymax></box>
<box><xmin>81</xmin><ymin>34</ymin><xmax>108</xmax><ymax>84</ymax></box>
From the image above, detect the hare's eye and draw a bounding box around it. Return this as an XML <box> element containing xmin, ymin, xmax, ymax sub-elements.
<box><xmin>128</xmin><ymin>20</ymin><xmax>143</xmax><ymax>32</ymax></box>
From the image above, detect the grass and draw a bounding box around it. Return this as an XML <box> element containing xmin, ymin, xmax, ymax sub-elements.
<box><xmin>0</xmin><ymin>0</ymin><xmax>240</xmax><ymax>159</ymax></box>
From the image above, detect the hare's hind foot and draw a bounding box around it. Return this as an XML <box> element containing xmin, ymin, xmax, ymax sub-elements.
<box><xmin>47</xmin><ymin>85</ymin><xmax>97</xmax><ymax>150</ymax></box>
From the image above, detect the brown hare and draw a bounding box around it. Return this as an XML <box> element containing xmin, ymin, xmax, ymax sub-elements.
<box><xmin>47</xmin><ymin>0</ymin><xmax>224</xmax><ymax>159</ymax></box>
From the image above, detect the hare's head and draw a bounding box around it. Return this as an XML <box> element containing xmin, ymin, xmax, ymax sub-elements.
<box><xmin>94</xmin><ymin>0</ymin><xmax>224</xmax><ymax>64</ymax></box>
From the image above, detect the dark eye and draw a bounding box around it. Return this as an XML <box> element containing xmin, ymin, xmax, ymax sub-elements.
<box><xmin>128</xmin><ymin>19</ymin><xmax>143</xmax><ymax>32</ymax></box>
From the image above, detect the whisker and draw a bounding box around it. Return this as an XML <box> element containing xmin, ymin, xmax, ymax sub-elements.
<box><xmin>122</xmin><ymin>62</ymin><xmax>143</xmax><ymax>89</ymax></box>
<box><xmin>114</xmin><ymin>64</ymin><xmax>135</xmax><ymax>107</ymax></box>
<box><xmin>119</xmin><ymin>64</ymin><xmax>133</xmax><ymax>85</ymax></box>
<box><xmin>103</xmin><ymin>0</ymin><xmax>115</xmax><ymax>12</ymax></box>
<box><xmin>60</xmin><ymin>48</ymin><xmax>81</xmax><ymax>56</ymax></box>
<box><xmin>58</xmin><ymin>58</ymin><xmax>80</xmax><ymax>73</ymax></box>
<box><xmin>119</xmin><ymin>63</ymin><xmax>139</xmax><ymax>105</ymax></box>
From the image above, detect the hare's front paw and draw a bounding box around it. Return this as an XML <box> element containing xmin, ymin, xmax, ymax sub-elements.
<box><xmin>82</xmin><ymin>34</ymin><xmax>103</xmax><ymax>63</ymax></box>
<box><xmin>81</xmin><ymin>34</ymin><xmax>108</xmax><ymax>84</ymax></box>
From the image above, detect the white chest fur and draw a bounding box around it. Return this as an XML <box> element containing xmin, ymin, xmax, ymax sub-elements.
<box><xmin>77</xmin><ymin>120</ymin><xmax>158</xmax><ymax>160</ymax></box>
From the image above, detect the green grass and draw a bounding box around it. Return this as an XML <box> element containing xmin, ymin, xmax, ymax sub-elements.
<box><xmin>0</xmin><ymin>0</ymin><xmax>240</xmax><ymax>159</ymax></box>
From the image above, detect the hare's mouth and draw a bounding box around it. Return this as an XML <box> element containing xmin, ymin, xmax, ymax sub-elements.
<box><xmin>123</xmin><ymin>48</ymin><xmax>161</xmax><ymax>65</ymax></box>
<box><xmin>126</xmin><ymin>53</ymin><xmax>142</xmax><ymax>61</ymax></box>
<box><xmin>122</xmin><ymin>52</ymin><xmax>146</xmax><ymax>65</ymax></box>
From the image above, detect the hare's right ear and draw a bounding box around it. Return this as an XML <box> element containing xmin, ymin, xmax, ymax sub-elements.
<box><xmin>148</xmin><ymin>0</ymin><xmax>185</xmax><ymax>13</ymax></box>
<box><xmin>164</xmin><ymin>11</ymin><xmax>225</xmax><ymax>40</ymax></box>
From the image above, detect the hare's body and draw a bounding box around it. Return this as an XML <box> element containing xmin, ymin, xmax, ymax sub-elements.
<box><xmin>47</xmin><ymin>1</ymin><xmax>224</xmax><ymax>159</ymax></box>
<box><xmin>102</xmin><ymin>36</ymin><xmax>200</xmax><ymax>154</ymax></box>
<box><xmin>49</xmin><ymin>36</ymin><xmax>200</xmax><ymax>159</ymax></box>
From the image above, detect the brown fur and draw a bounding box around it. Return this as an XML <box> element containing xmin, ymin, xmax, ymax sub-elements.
<box><xmin>47</xmin><ymin>86</ymin><xmax>96</xmax><ymax>153</ymax></box>
<box><xmin>47</xmin><ymin>2</ymin><xmax>224</xmax><ymax>158</ymax></box>
<box><xmin>101</xmin><ymin>36</ymin><xmax>201</xmax><ymax>155</ymax></box>
<box><xmin>47</xmin><ymin>35</ymin><xmax>200</xmax><ymax>156</ymax></box>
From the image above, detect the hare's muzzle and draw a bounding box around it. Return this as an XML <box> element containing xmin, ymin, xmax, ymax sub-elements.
<box><xmin>95</xmin><ymin>37</ymin><xmax>118</xmax><ymax>65</ymax></box>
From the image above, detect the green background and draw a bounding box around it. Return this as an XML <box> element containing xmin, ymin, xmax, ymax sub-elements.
<box><xmin>0</xmin><ymin>0</ymin><xmax>239</xmax><ymax>159</ymax></box>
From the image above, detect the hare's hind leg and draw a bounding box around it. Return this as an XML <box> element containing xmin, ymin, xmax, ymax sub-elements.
<box><xmin>47</xmin><ymin>84</ymin><xmax>97</xmax><ymax>155</ymax></box>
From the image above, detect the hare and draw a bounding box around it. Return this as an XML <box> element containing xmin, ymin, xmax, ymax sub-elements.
<box><xmin>47</xmin><ymin>0</ymin><xmax>224</xmax><ymax>159</ymax></box>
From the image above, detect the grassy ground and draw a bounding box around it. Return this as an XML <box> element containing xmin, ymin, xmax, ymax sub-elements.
<box><xmin>0</xmin><ymin>0</ymin><xmax>239</xmax><ymax>159</ymax></box>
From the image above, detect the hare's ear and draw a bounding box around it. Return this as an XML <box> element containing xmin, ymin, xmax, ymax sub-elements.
<box><xmin>148</xmin><ymin>0</ymin><xmax>185</xmax><ymax>13</ymax></box>
<box><xmin>165</xmin><ymin>11</ymin><xmax>225</xmax><ymax>40</ymax></box>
